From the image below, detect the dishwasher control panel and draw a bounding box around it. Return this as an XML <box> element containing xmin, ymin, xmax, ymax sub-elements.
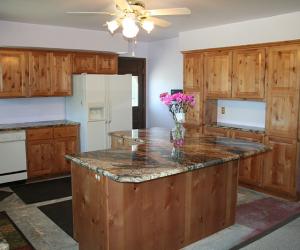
<box><xmin>0</xmin><ymin>130</ymin><xmax>26</xmax><ymax>142</ymax></box>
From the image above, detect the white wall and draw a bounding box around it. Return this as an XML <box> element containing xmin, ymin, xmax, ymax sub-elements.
<box><xmin>179</xmin><ymin>11</ymin><xmax>300</xmax><ymax>51</ymax></box>
<box><xmin>147</xmin><ymin>37</ymin><xmax>183</xmax><ymax>128</ymax></box>
<box><xmin>0</xmin><ymin>98</ymin><xmax>65</xmax><ymax>124</ymax></box>
<box><xmin>0</xmin><ymin>20</ymin><xmax>127</xmax><ymax>52</ymax></box>
<box><xmin>217</xmin><ymin>100</ymin><xmax>266</xmax><ymax>128</ymax></box>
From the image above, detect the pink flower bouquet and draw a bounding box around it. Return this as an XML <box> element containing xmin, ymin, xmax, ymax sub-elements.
<box><xmin>160</xmin><ymin>92</ymin><xmax>195</xmax><ymax>122</ymax></box>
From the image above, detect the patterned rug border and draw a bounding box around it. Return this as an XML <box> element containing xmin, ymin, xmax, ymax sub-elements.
<box><xmin>0</xmin><ymin>211</ymin><xmax>35</xmax><ymax>250</ymax></box>
<box><xmin>231</xmin><ymin>209</ymin><xmax>300</xmax><ymax>249</ymax></box>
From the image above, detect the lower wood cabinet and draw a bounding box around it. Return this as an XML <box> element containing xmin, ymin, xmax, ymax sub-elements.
<box><xmin>262</xmin><ymin>136</ymin><xmax>298</xmax><ymax>198</ymax></box>
<box><xmin>27</xmin><ymin>139</ymin><xmax>53</xmax><ymax>178</ymax></box>
<box><xmin>53</xmin><ymin>137</ymin><xmax>78</xmax><ymax>174</ymax></box>
<box><xmin>231</xmin><ymin>130</ymin><xmax>265</xmax><ymax>186</ymax></box>
<box><xmin>26</xmin><ymin>125</ymin><xmax>79</xmax><ymax>179</ymax></box>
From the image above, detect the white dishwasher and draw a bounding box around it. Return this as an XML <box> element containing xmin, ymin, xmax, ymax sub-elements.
<box><xmin>0</xmin><ymin>130</ymin><xmax>27</xmax><ymax>184</ymax></box>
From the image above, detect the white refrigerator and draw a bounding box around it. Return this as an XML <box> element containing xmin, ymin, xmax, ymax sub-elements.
<box><xmin>66</xmin><ymin>74</ymin><xmax>132</xmax><ymax>152</ymax></box>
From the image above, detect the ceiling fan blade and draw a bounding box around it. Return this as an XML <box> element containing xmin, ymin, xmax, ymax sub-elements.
<box><xmin>66</xmin><ymin>11</ymin><xmax>115</xmax><ymax>16</ymax></box>
<box><xmin>115</xmin><ymin>0</ymin><xmax>132</xmax><ymax>11</ymax></box>
<box><xmin>148</xmin><ymin>17</ymin><xmax>171</xmax><ymax>28</ymax></box>
<box><xmin>148</xmin><ymin>8</ymin><xmax>191</xmax><ymax>16</ymax></box>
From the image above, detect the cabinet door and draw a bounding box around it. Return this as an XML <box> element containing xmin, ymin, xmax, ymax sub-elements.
<box><xmin>204</xmin><ymin>51</ymin><xmax>232</xmax><ymax>98</ymax></box>
<box><xmin>263</xmin><ymin>136</ymin><xmax>297</xmax><ymax>196</ymax></box>
<box><xmin>184</xmin><ymin>53</ymin><xmax>203</xmax><ymax>90</ymax></box>
<box><xmin>73</xmin><ymin>53</ymin><xmax>97</xmax><ymax>73</ymax></box>
<box><xmin>266</xmin><ymin>45</ymin><xmax>300</xmax><ymax>138</ymax></box>
<box><xmin>97</xmin><ymin>54</ymin><xmax>118</xmax><ymax>74</ymax></box>
<box><xmin>29</xmin><ymin>51</ymin><xmax>51</xmax><ymax>96</ymax></box>
<box><xmin>0</xmin><ymin>50</ymin><xmax>28</xmax><ymax>97</ymax></box>
<box><xmin>232</xmin><ymin>48</ymin><xmax>265</xmax><ymax>99</ymax></box>
<box><xmin>53</xmin><ymin>137</ymin><xmax>78</xmax><ymax>174</ymax></box>
<box><xmin>27</xmin><ymin>140</ymin><xmax>53</xmax><ymax>178</ymax></box>
<box><xmin>185</xmin><ymin>91</ymin><xmax>203</xmax><ymax>126</ymax></box>
<box><xmin>51</xmin><ymin>52</ymin><xmax>72</xmax><ymax>96</ymax></box>
<box><xmin>232</xmin><ymin>130</ymin><xmax>264</xmax><ymax>186</ymax></box>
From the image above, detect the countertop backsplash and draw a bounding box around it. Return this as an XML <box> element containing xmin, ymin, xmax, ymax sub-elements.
<box><xmin>0</xmin><ymin>97</ymin><xmax>65</xmax><ymax>124</ymax></box>
<box><xmin>217</xmin><ymin>100</ymin><xmax>266</xmax><ymax>129</ymax></box>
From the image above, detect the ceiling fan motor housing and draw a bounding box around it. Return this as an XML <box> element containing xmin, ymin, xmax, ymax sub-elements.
<box><xmin>128</xmin><ymin>0</ymin><xmax>146</xmax><ymax>10</ymax></box>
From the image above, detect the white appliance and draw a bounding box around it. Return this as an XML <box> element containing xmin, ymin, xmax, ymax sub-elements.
<box><xmin>66</xmin><ymin>74</ymin><xmax>132</xmax><ymax>152</ymax></box>
<box><xmin>0</xmin><ymin>130</ymin><xmax>27</xmax><ymax>184</ymax></box>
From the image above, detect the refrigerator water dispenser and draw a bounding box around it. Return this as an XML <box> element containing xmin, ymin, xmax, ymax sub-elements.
<box><xmin>88</xmin><ymin>104</ymin><xmax>105</xmax><ymax>121</ymax></box>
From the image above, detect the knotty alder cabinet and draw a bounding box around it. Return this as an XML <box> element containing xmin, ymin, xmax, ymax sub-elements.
<box><xmin>183</xmin><ymin>41</ymin><xmax>300</xmax><ymax>200</ymax></box>
<box><xmin>26</xmin><ymin>125</ymin><xmax>79</xmax><ymax>179</ymax></box>
<box><xmin>183</xmin><ymin>53</ymin><xmax>204</xmax><ymax>134</ymax></box>
<box><xmin>0</xmin><ymin>49</ymin><xmax>118</xmax><ymax>98</ymax></box>
<box><xmin>188</xmin><ymin>48</ymin><xmax>266</xmax><ymax>100</ymax></box>
<box><xmin>0</xmin><ymin>50</ymin><xmax>28</xmax><ymax>97</ymax></box>
<box><xmin>72</xmin><ymin>53</ymin><xmax>118</xmax><ymax>74</ymax></box>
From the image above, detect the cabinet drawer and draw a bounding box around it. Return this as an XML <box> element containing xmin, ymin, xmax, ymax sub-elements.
<box><xmin>53</xmin><ymin>126</ymin><xmax>78</xmax><ymax>138</ymax></box>
<box><xmin>27</xmin><ymin>128</ymin><xmax>53</xmax><ymax>141</ymax></box>
<box><xmin>204</xmin><ymin>126</ymin><xmax>230</xmax><ymax>137</ymax></box>
<box><xmin>232</xmin><ymin>130</ymin><xmax>264</xmax><ymax>143</ymax></box>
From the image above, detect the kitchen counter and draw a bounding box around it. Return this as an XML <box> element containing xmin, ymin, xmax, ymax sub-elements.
<box><xmin>0</xmin><ymin>120</ymin><xmax>80</xmax><ymax>132</ymax></box>
<box><xmin>66</xmin><ymin>127</ymin><xmax>269</xmax><ymax>183</ymax></box>
<box><xmin>207</xmin><ymin>122</ymin><xmax>265</xmax><ymax>133</ymax></box>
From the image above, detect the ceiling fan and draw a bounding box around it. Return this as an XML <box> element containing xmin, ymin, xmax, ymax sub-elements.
<box><xmin>67</xmin><ymin>0</ymin><xmax>191</xmax><ymax>39</ymax></box>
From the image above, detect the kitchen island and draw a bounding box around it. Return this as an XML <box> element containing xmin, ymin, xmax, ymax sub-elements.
<box><xmin>66</xmin><ymin>128</ymin><xmax>269</xmax><ymax>250</ymax></box>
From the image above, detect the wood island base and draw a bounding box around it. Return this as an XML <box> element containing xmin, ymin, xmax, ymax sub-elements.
<box><xmin>71</xmin><ymin>160</ymin><xmax>239</xmax><ymax>250</ymax></box>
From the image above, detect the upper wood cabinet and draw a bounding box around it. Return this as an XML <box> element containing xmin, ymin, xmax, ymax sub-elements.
<box><xmin>183</xmin><ymin>53</ymin><xmax>203</xmax><ymax>90</ymax></box>
<box><xmin>204</xmin><ymin>50</ymin><xmax>232</xmax><ymax>98</ymax></box>
<box><xmin>50</xmin><ymin>52</ymin><xmax>72</xmax><ymax>96</ymax></box>
<box><xmin>28</xmin><ymin>51</ymin><xmax>51</xmax><ymax>96</ymax></box>
<box><xmin>0</xmin><ymin>50</ymin><xmax>28</xmax><ymax>98</ymax></box>
<box><xmin>73</xmin><ymin>53</ymin><xmax>97</xmax><ymax>74</ymax></box>
<box><xmin>97</xmin><ymin>54</ymin><xmax>118</xmax><ymax>74</ymax></box>
<box><xmin>185</xmin><ymin>91</ymin><xmax>202</xmax><ymax>126</ymax></box>
<box><xmin>73</xmin><ymin>53</ymin><xmax>118</xmax><ymax>74</ymax></box>
<box><xmin>266</xmin><ymin>45</ymin><xmax>300</xmax><ymax>138</ymax></box>
<box><xmin>232</xmin><ymin>48</ymin><xmax>265</xmax><ymax>99</ymax></box>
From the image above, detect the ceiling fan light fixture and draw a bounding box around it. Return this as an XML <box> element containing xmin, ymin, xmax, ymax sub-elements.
<box><xmin>122</xmin><ymin>16</ymin><xmax>139</xmax><ymax>38</ymax></box>
<box><xmin>122</xmin><ymin>24</ymin><xmax>139</xmax><ymax>38</ymax></box>
<box><xmin>142</xmin><ymin>20</ymin><xmax>154</xmax><ymax>34</ymax></box>
<box><xmin>107</xmin><ymin>20</ymin><xmax>119</xmax><ymax>34</ymax></box>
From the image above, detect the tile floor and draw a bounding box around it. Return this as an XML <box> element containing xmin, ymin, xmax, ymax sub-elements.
<box><xmin>0</xmin><ymin>183</ymin><xmax>297</xmax><ymax>250</ymax></box>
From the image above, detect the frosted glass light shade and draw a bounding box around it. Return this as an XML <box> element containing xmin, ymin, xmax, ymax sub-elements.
<box><xmin>107</xmin><ymin>20</ymin><xmax>119</xmax><ymax>33</ymax></box>
<box><xmin>142</xmin><ymin>20</ymin><xmax>154</xmax><ymax>33</ymax></box>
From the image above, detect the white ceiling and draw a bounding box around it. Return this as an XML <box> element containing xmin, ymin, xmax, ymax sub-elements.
<box><xmin>1</xmin><ymin>0</ymin><xmax>300</xmax><ymax>41</ymax></box>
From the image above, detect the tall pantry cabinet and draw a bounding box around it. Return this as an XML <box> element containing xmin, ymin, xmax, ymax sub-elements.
<box><xmin>264</xmin><ymin>45</ymin><xmax>300</xmax><ymax>198</ymax></box>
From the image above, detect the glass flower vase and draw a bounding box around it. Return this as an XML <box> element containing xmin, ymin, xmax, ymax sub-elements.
<box><xmin>171</xmin><ymin>122</ymin><xmax>185</xmax><ymax>146</ymax></box>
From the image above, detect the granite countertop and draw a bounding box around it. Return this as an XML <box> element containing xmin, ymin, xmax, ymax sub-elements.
<box><xmin>207</xmin><ymin>122</ymin><xmax>265</xmax><ymax>134</ymax></box>
<box><xmin>66</xmin><ymin>127</ymin><xmax>270</xmax><ymax>183</ymax></box>
<box><xmin>0</xmin><ymin>120</ymin><xmax>80</xmax><ymax>132</ymax></box>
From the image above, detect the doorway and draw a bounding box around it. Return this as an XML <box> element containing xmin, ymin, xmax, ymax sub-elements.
<box><xmin>118</xmin><ymin>57</ymin><xmax>146</xmax><ymax>129</ymax></box>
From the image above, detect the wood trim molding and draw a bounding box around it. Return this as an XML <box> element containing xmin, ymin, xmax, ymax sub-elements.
<box><xmin>182</xmin><ymin>39</ymin><xmax>300</xmax><ymax>54</ymax></box>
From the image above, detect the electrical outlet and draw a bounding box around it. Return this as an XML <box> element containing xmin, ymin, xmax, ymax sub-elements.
<box><xmin>221</xmin><ymin>107</ymin><xmax>225</xmax><ymax>114</ymax></box>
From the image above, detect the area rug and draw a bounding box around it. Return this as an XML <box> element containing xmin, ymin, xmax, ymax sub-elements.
<box><xmin>39</xmin><ymin>200</ymin><xmax>73</xmax><ymax>237</ymax></box>
<box><xmin>0</xmin><ymin>191</ymin><xmax>12</xmax><ymax>202</ymax></box>
<box><xmin>232</xmin><ymin>197</ymin><xmax>300</xmax><ymax>249</ymax></box>
<box><xmin>10</xmin><ymin>177</ymin><xmax>71</xmax><ymax>204</ymax></box>
<box><xmin>0</xmin><ymin>211</ymin><xmax>34</xmax><ymax>250</ymax></box>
